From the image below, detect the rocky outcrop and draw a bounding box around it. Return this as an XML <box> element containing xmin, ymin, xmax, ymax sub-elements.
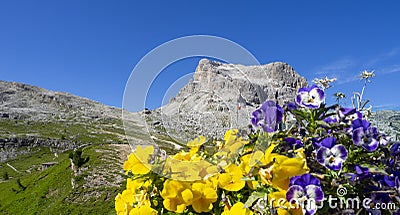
<box><xmin>147</xmin><ymin>59</ymin><xmax>308</xmax><ymax>142</ymax></box>
<box><xmin>0</xmin><ymin>136</ymin><xmax>80</xmax><ymax>162</ymax></box>
<box><xmin>0</xmin><ymin>80</ymin><xmax>122</xmax><ymax>122</ymax></box>
<box><xmin>371</xmin><ymin>110</ymin><xmax>400</xmax><ymax>141</ymax></box>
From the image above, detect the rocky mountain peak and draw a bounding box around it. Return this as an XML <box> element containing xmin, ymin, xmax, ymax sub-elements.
<box><xmin>148</xmin><ymin>59</ymin><xmax>308</xmax><ymax>142</ymax></box>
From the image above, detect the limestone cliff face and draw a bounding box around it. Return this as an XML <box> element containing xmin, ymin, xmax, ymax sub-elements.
<box><xmin>149</xmin><ymin>59</ymin><xmax>308</xmax><ymax>142</ymax></box>
<box><xmin>176</xmin><ymin>59</ymin><xmax>307</xmax><ymax>107</ymax></box>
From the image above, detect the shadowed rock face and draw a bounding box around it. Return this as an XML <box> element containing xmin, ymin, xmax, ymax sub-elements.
<box><xmin>147</xmin><ymin>59</ymin><xmax>308</xmax><ymax>142</ymax></box>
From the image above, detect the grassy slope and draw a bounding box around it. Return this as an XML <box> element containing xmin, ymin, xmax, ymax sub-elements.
<box><xmin>0</xmin><ymin>145</ymin><xmax>127</xmax><ymax>215</ymax></box>
<box><xmin>0</xmin><ymin>115</ymin><xmax>185</xmax><ymax>214</ymax></box>
<box><xmin>0</xmin><ymin>118</ymin><xmax>126</xmax><ymax>144</ymax></box>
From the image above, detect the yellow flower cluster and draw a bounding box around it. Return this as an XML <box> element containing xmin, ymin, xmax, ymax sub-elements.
<box><xmin>240</xmin><ymin>144</ymin><xmax>309</xmax><ymax>214</ymax></box>
<box><xmin>161</xmin><ymin>179</ymin><xmax>218</xmax><ymax>213</ymax></box>
<box><xmin>116</xmin><ymin>129</ymin><xmax>310</xmax><ymax>214</ymax></box>
<box><xmin>115</xmin><ymin>178</ymin><xmax>156</xmax><ymax>215</ymax></box>
<box><xmin>222</xmin><ymin>202</ymin><xmax>253</xmax><ymax>215</ymax></box>
<box><xmin>123</xmin><ymin>145</ymin><xmax>154</xmax><ymax>175</ymax></box>
<box><xmin>162</xmin><ymin>136</ymin><xmax>216</xmax><ymax>182</ymax></box>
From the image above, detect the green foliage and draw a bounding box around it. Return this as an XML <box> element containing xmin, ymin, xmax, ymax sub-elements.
<box><xmin>2</xmin><ymin>171</ymin><xmax>9</xmax><ymax>180</ymax></box>
<box><xmin>69</xmin><ymin>149</ymin><xmax>89</xmax><ymax>168</ymax></box>
<box><xmin>16</xmin><ymin>178</ymin><xmax>27</xmax><ymax>191</ymax></box>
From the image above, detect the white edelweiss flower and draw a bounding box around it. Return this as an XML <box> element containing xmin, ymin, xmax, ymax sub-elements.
<box><xmin>360</xmin><ymin>70</ymin><xmax>375</xmax><ymax>80</ymax></box>
<box><xmin>312</xmin><ymin>76</ymin><xmax>337</xmax><ymax>89</ymax></box>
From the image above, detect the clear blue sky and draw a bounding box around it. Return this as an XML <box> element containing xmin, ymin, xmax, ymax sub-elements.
<box><xmin>1</xmin><ymin>1</ymin><xmax>400</xmax><ymax>111</ymax></box>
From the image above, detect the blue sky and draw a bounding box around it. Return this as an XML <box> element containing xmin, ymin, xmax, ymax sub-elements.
<box><xmin>1</xmin><ymin>1</ymin><xmax>400</xmax><ymax>111</ymax></box>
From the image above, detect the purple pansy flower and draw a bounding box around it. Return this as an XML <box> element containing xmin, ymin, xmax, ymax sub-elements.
<box><xmin>296</xmin><ymin>85</ymin><xmax>325</xmax><ymax>109</ymax></box>
<box><xmin>355</xmin><ymin>165</ymin><xmax>369</xmax><ymax>177</ymax></box>
<box><xmin>390</xmin><ymin>143</ymin><xmax>400</xmax><ymax>166</ymax></box>
<box><xmin>352</xmin><ymin>119</ymin><xmax>379</xmax><ymax>152</ymax></box>
<box><xmin>323</xmin><ymin>116</ymin><xmax>338</xmax><ymax>124</ymax></box>
<box><xmin>383</xmin><ymin>171</ymin><xmax>400</xmax><ymax>187</ymax></box>
<box><xmin>316</xmin><ymin>137</ymin><xmax>348</xmax><ymax>170</ymax></box>
<box><xmin>389</xmin><ymin>142</ymin><xmax>400</xmax><ymax>167</ymax></box>
<box><xmin>348</xmin><ymin>165</ymin><xmax>370</xmax><ymax>181</ymax></box>
<box><xmin>289</xmin><ymin>173</ymin><xmax>321</xmax><ymax>187</ymax></box>
<box><xmin>338</xmin><ymin>107</ymin><xmax>362</xmax><ymax>122</ymax></box>
<box><xmin>311</xmin><ymin>138</ymin><xmax>322</xmax><ymax>150</ymax></box>
<box><xmin>377</xmin><ymin>133</ymin><xmax>391</xmax><ymax>147</ymax></box>
<box><xmin>287</xmin><ymin>102</ymin><xmax>298</xmax><ymax>111</ymax></box>
<box><xmin>251</xmin><ymin>100</ymin><xmax>284</xmax><ymax>132</ymax></box>
<box><xmin>322</xmin><ymin>116</ymin><xmax>338</xmax><ymax>134</ymax></box>
<box><xmin>286</xmin><ymin>174</ymin><xmax>324</xmax><ymax>215</ymax></box>
<box><xmin>390</xmin><ymin>143</ymin><xmax>400</xmax><ymax>156</ymax></box>
<box><xmin>284</xmin><ymin>137</ymin><xmax>304</xmax><ymax>149</ymax></box>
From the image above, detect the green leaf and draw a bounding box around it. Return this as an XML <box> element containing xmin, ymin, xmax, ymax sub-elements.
<box><xmin>366</xmin><ymin>165</ymin><xmax>388</xmax><ymax>175</ymax></box>
<box><xmin>316</xmin><ymin>120</ymin><xmax>330</xmax><ymax>127</ymax></box>
<box><xmin>241</xmin><ymin>176</ymin><xmax>256</xmax><ymax>181</ymax></box>
<box><xmin>243</xmin><ymin>191</ymin><xmax>266</xmax><ymax>208</ymax></box>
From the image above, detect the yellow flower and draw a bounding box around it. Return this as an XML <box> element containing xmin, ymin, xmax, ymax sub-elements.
<box><xmin>132</xmin><ymin>190</ymin><xmax>150</xmax><ymax>207</ymax></box>
<box><xmin>163</xmin><ymin>147</ymin><xmax>217</xmax><ymax>181</ymax></box>
<box><xmin>224</xmin><ymin>129</ymin><xmax>240</xmax><ymax>145</ymax></box>
<box><xmin>163</xmin><ymin>157</ymin><xmax>212</xmax><ymax>181</ymax></box>
<box><xmin>191</xmin><ymin>182</ymin><xmax>218</xmax><ymax>213</ymax></box>
<box><xmin>206</xmin><ymin>174</ymin><xmax>219</xmax><ymax>189</ymax></box>
<box><xmin>268</xmin><ymin>189</ymin><xmax>303</xmax><ymax>215</ymax></box>
<box><xmin>123</xmin><ymin>145</ymin><xmax>154</xmax><ymax>175</ymax></box>
<box><xmin>124</xmin><ymin>178</ymin><xmax>152</xmax><ymax>207</ymax></box>
<box><xmin>239</xmin><ymin>154</ymin><xmax>252</xmax><ymax>173</ymax></box>
<box><xmin>199</xmin><ymin>162</ymin><xmax>219</xmax><ymax>181</ymax></box>
<box><xmin>115</xmin><ymin>176</ymin><xmax>154</xmax><ymax>215</ymax></box>
<box><xmin>172</xmin><ymin>149</ymin><xmax>202</xmax><ymax>162</ymax></box>
<box><xmin>215</xmin><ymin>129</ymin><xmax>248</xmax><ymax>165</ymax></box>
<box><xmin>295</xmin><ymin>148</ymin><xmax>306</xmax><ymax>159</ymax></box>
<box><xmin>173</xmin><ymin>151</ymin><xmax>192</xmax><ymax>161</ymax></box>
<box><xmin>227</xmin><ymin>129</ymin><xmax>247</xmax><ymax>145</ymax></box>
<box><xmin>187</xmin><ymin>135</ymin><xmax>207</xmax><ymax>147</ymax></box>
<box><xmin>272</xmin><ymin>156</ymin><xmax>308</xmax><ymax>190</ymax></box>
<box><xmin>218</xmin><ymin>164</ymin><xmax>245</xmax><ymax>191</ymax></box>
<box><xmin>171</xmin><ymin>161</ymin><xmax>203</xmax><ymax>181</ymax></box>
<box><xmin>161</xmin><ymin>179</ymin><xmax>193</xmax><ymax>213</ymax></box>
<box><xmin>224</xmin><ymin>129</ymin><xmax>248</xmax><ymax>151</ymax></box>
<box><xmin>226</xmin><ymin>141</ymin><xmax>246</xmax><ymax>155</ymax></box>
<box><xmin>257</xmin><ymin>145</ymin><xmax>309</xmax><ymax>190</ymax></box>
<box><xmin>222</xmin><ymin>202</ymin><xmax>253</xmax><ymax>215</ymax></box>
<box><xmin>187</xmin><ymin>136</ymin><xmax>207</xmax><ymax>153</ymax></box>
<box><xmin>115</xmin><ymin>192</ymin><xmax>133</xmax><ymax>215</ymax></box>
<box><xmin>239</xmin><ymin>152</ymin><xmax>264</xmax><ymax>189</ymax></box>
<box><xmin>129</xmin><ymin>205</ymin><xmax>157</xmax><ymax>215</ymax></box>
<box><xmin>126</xmin><ymin>178</ymin><xmax>149</xmax><ymax>192</ymax></box>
